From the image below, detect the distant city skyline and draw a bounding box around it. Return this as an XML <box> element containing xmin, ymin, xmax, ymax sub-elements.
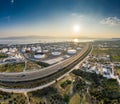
<box><xmin>0</xmin><ymin>0</ymin><xmax>120</xmax><ymax>38</ymax></box>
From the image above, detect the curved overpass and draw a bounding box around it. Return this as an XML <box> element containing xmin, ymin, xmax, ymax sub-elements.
<box><xmin>0</xmin><ymin>43</ymin><xmax>91</xmax><ymax>82</ymax></box>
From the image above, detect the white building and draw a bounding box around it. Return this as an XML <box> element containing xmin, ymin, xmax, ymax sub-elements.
<box><xmin>67</xmin><ymin>49</ymin><xmax>77</xmax><ymax>55</ymax></box>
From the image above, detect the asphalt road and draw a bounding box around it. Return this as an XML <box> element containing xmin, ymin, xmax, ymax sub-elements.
<box><xmin>0</xmin><ymin>43</ymin><xmax>91</xmax><ymax>82</ymax></box>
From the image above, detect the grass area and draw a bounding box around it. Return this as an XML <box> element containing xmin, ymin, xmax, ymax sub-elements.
<box><xmin>0</xmin><ymin>63</ymin><xmax>25</xmax><ymax>72</ymax></box>
<box><xmin>26</xmin><ymin>61</ymin><xmax>42</xmax><ymax>71</ymax></box>
<box><xmin>0</xmin><ymin>91</ymin><xmax>27</xmax><ymax>104</ymax></box>
<box><xmin>112</xmin><ymin>55</ymin><xmax>120</xmax><ymax>62</ymax></box>
<box><xmin>116</xmin><ymin>68</ymin><xmax>120</xmax><ymax>76</ymax></box>
<box><xmin>91</xmin><ymin>47</ymin><xmax>120</xmax><ymax>62</ymax></box>
<box><xmin>0</xmin><ymin>54</ymin><xmax>8</xmax><ymax>59</ymax></box>
<box><xmin>92</xmin><ymin>48</ymin><xmax>110</xmax><ymax>56</ymax></box>
<box><xmin>69</xmin><ymin>93</ymin><xmax>80</xmax><ymax>104</ymax></box>
<box><xmin>28</xmin><ymin>87</ymin><xmax>57</xmax><ymax>97</ymax></box>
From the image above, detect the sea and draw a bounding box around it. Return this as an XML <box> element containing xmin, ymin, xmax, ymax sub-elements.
<box><xmin>0</xmin><ymin>37</ymin><xmax>94</xmax><ymax>44</ymax></box>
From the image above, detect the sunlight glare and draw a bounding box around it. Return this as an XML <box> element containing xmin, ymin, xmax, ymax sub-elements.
<box><xmin>73</xmin><ymin>38</ymin><xmax>79</xmax><ymax>43</ymax></box>
<box><xmin>73</xmin><ymin>24</ymin><xmax>80</xmax><ymax>33</ymax></box>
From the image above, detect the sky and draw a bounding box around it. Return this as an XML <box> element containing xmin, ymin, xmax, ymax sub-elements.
<box><xmin>0</xmin><ymin>0</ymin><xmax>120</xmax><ymax>38</ymax></box>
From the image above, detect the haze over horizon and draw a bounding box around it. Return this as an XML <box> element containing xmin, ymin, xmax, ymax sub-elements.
<box><xmin>0</xmin><ymin>0</ymin><xmax>120</xmax><ymax>38</ymax></box>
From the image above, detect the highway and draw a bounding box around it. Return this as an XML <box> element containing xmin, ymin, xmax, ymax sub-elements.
<box><xmin>0</xmin><ymin>43</ymin><xmax>91</xmax><ymax>82</ymax></box>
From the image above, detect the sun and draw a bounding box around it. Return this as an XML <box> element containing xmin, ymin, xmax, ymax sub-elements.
<box><xmin>73</xmin><ymin>38</ymin><xmax>79</xmax><ymax>43</ymax></box>
<box><xmin>73</xmin><ymin>24</ymin><xmax>80</xmax><ymax>33</ymax></box>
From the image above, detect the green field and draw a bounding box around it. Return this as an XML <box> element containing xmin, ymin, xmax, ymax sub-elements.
<box><xmin>92</xmin><ymin>47</ymin><xmax>120</xmax><ymax>62</ymax></box>
<box><xmin>0</xmin><ymin>63</ymin><xmax>25</xmax><ymax>72</ymax></box>
<box><xmin>0</xmin><ymin>54</ymin><xmax>8</xmax><ymax>59</ymax></box>
<box><xmin>26</xmin><ymin>61</ymin><xmax>42</xmax><ymax>71</ymax></box>
<box><xmin>116</xmin><ymin>68</ymin><xmax>120</xmax><ymax>76</ymax></box>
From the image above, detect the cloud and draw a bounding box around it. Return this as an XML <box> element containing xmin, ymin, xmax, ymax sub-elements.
<box><xmin>100</xmin><ymin>17</ymin><xmax>120</xmax><ymax>26</ymax></box>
